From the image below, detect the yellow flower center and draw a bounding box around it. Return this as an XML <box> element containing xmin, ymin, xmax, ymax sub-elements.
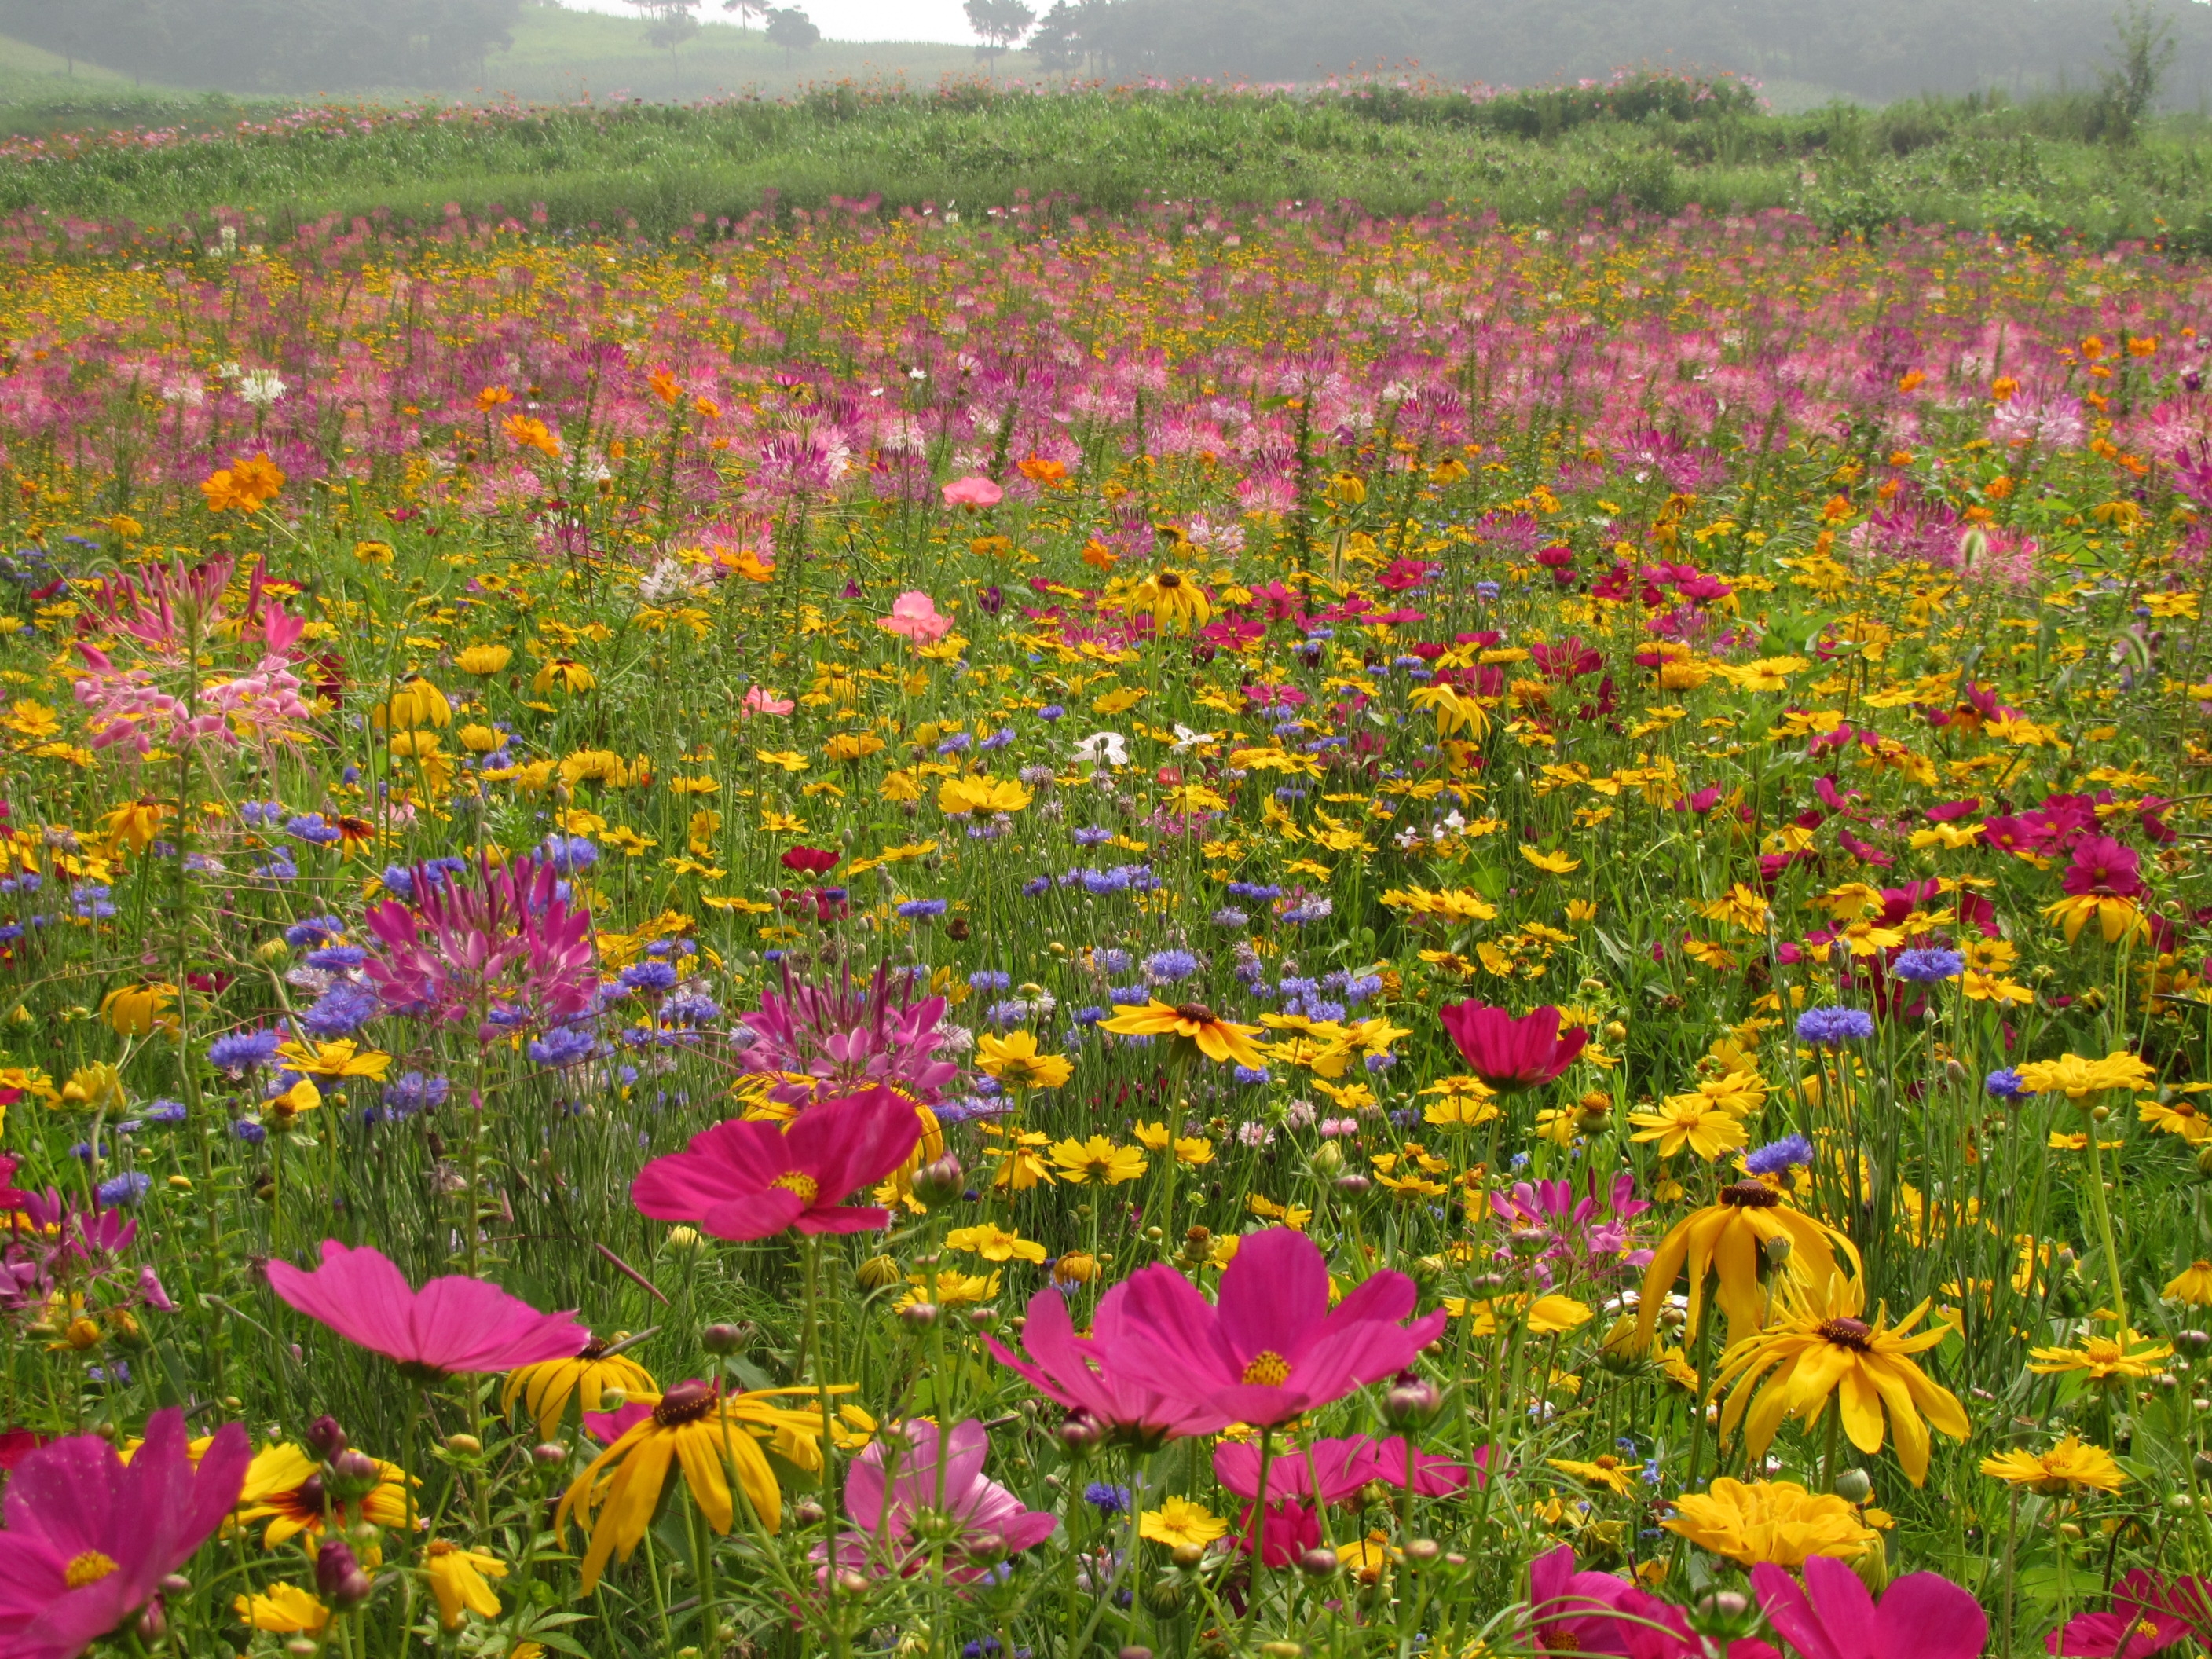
<box><xmin>1240</xmin><ymin>1350</ymin><xmax>1291</xmax><ymax>1387</ymax></box>
<box><xmin>427</xmin><ymin>1540</ymin><xmax>456</xmax><ymax>1559</ymax></box>
<box><xmin>771</xmin><ymin>1171</ymin><xmax>821</xmax><ymax>1204</ymax></box>
<box><xmin>64</xmin><ymin>1551</ymin><xmax>119</xmax><ymax>1589</ymax></box>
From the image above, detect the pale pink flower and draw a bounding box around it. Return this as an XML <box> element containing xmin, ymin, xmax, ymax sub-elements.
<box><xmin>742</xmin><ymin>685</ymin><xmax>795</xmax><ymax>716</ymax></box>
<box><xmin>876</xmin><ymin>591</ymin><xmax>953</xmax><ymax>645</ymax></box>
<box><xmin>940</xmin><ymin>474</ymin><xmax>1002</xmax><ymax>508</ymax></box>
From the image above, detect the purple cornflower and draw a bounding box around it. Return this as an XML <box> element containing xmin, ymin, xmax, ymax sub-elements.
<box><xmin>1986</xmin><ymin>1068</ymin><xmax>2027</xmax><ymax>1101</ymax></box>
<box><xmin>207</xmin><ymin>1027</ymin><xmax>283</xmax><ymax>1074</ymax></box>
<box><xmin>1796</xmin><ymin>1005</ymin><xmax>1875</xmax><ymax>1046</ymax></box>
<box><xmin>1891</xmin><ymin>947</ymin><xmax>1965</xmax><ymax>983</ymax></box>
<box><xmin>1744</xmin><ymin>1133</ymin><xmax>1814</xmax><ymax>1176</ymax></box>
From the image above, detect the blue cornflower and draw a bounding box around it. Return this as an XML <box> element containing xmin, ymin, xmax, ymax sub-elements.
<box><xmin>541</xmin><ymin>833</ymin><xmax>599</xmax><ymax>874</ymax></box>
<box><xmin>897</xmin><ymin>899</ymin><xmax>948</xmax><ymax>919</ymax></box>
<box><xmin>1144</xmin><ymin>949</ymin><xmax>1200</xmax><ymax>983</ymax></box>
<box><xmin>1210</xmin><ymin>906</ymin><xmax>1250</xmax><ymax>928</ymax></box>
<box><xmin>1985</xmin><ymin>1068</ymin><xmax>2027</xmax><ymax>1101</ymax></box>
<box><xmin>286</xmin><ymin>814</ymin><xmax>342</xmax><ymax>846</ymax></box>
<box><xmin>1037</xmin><ymin>704</ymin><xmax>1065</xmax><ymax>721</ymax></box>
<box><xmin>529</xmin><ymin>1027</ymin><xmax>597</xmax><ymax>1068</ymax></box>
<box><xmin>145</xmin><ymin>1098</ymin><xmax>188</xmax><ymax>1126</ymax></box>
<box><xmin>1083</xmin><ymin>1481</ymin><xmax>1132</xmax><ymax>1516</ymax></box>
<box><xmin>207</xmin><ymin>1027</ymin><xmax>283</xmax><ymax>1074</ymax></box>
<box><xmin>1795</xmin><ymin>1005</ymin><xmax>1875</xmax><ymax>1046</ymax></box>
<box><xmin>1892</xmin><ymin>947</ymin><xmax>1965</xmax><ymax>983</ymax></box>
<box><xmin>300</xmin><ymin>980</ymin><xmax>380</xmax><ymax>1039</ymax></box>
<box><xmin>383</xmin><ymin>1072</ymin><xmax>451</xmax><ymax>1116</ymax></box>
<box><xmin>97</xmin><ymin>1172</ymin><xmax>152</xmax><ymax>1207</ymax></box>
<box><xmin>304</xmin><ymin>944</ymin><xmax>365</xmax><ymax>972</ymax></box>
<box><xmin>969</xmin><ymin>970</ymin><xmax>1013</xmax><ymax>993</ymax></box>
<box><xmin>937</xmin><ymin>731</ymin><xmax>972</xmax><ymax>754</ymax></box>
<box><xmin>619</xmin><ymin>961</ymin><xmax>679</xmax><ymax>994</ymax></box>
<box><xmin>1073</xmin><ymin>826</ymin><xmax>1114</xmax><ymax>847</ymax></box>
<box><xmin>1022</xmin><ymin>876</ymin><xmax>1052</xmax><ymax>895</ymax></box>
<box><xmin>284</xmin><ymin>915</ymin><xmax>346</xmax><ymax>949</ymax></box>
<box><xmin>979</xmin><ymin>727</ymin><xmax>1016</xmax><ymax>751</ymax></box>
<box><xmin>1744</xmin><ymin>1133</ymin><xmax>1814</xmax><ymax>1176</ymax></box>
<box><xmin>233</xmin><ymin>1119</ymin><xmax>268</xmax><ymax>1146</ymax></box>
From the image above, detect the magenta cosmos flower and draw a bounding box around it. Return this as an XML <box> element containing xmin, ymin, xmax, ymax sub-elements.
<box><xmin>0</xmin><ymin>1408</ymin><xmax>249</xmax><ymax>1659</ymax></box>
<box><xmin>1105</xmin><ymin>1227</ymin><xmax>1446</xmax><ymax>1430</ymax></box>
<box><xmin>819</xmin><ymin>1419</ymin><xmax>1055</xmax><ymax>1581</ymax></box>
<box><xmin>1752</xmin><ymin>1555</ymin><xmax>1985</xmax><ymax>1659</ymax></box>
<box><xmin>632</xmin><ymin>1089</ymin><xmax>921</xmax><ymax>1239</ymax></box>
<box><xmin>2044</xmin><ymin>1569</ymin><xmax>2210</xmax><ymax>1656</ymax></box>
<box><xmin>266</xmin><ymin>1240</ymin><xmax>588</xmax><ymax>1382</ymax></box>
<box><xmin>984</xmin><ymin>1283</ymin><xmax>1221</xmax><ymax>1448</ymax></box>
<box><xmin>364</xmin><ymin>854</ymin><xmax>597</xmax><ymax>1035</ymax></box>
<box><xmin>1438</xmin><ymin>1000</ymin><xmax>1588</xmax><ymax>1093</ymax></box>
<box><xmin>1534</xmin><ymin>1544</ymin><xmax>1779</xmax><ymax>1659</ymax></box>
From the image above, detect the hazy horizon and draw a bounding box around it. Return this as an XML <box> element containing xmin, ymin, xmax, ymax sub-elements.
<box><xmin>544</xmin><ymin>0</ymin><xmax>979</xmax><ymax>46</ymax></box>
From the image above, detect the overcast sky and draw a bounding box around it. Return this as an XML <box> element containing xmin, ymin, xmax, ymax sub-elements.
<box><xmin>555</xmin><ymin>0</ymin><xmax>980</xmax><ymax>44</ymax></box>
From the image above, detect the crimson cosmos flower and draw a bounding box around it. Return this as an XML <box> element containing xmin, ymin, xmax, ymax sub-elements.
<box><xmin>266</xmin><ymin>1240</ymin><xmax>588</xmax><ymax>1382</ymax></box>
<box><xmin>2042</xmin><ymin>1569</ymin><xmax>2210</xmax><ymax>1657</ymax></box>
<box><xmin>1438</xmin><ymin>1000</ymin><xmax>1588</xmax><ymax>1093</ymax></box>
<box><xmin>630</xmin><ymin>1088</ymin><xmax>921</xmax><ymax>1239</ymax></box>
<box><xmin>985</xmin><ymin>1282</ymin><xmax>1223</xmax><ymax>1448</ymax></box>
<box><xmin>1752</xmin><ymin>1555</ymin><xmax>1986</xmax><ymax>1659</ymax></box>
<box><xmin>0</xmin><ymin>1408</ymin><xmax>250</xmax><ymax>1659</ymax></box>
<box><xmin>780</xmin><ymin>846</ymin><xmax>840</xmax><ymax>874</ymax></box>
<box><xmin>1104</xmin><ymin>1227</ymin><xmax>1446</xmax><ymax>1430</ymax></box>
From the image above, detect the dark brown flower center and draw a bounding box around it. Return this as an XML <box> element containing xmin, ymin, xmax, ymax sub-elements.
<box><xmin>1174</xmin><ymin>1002</ymin><xmax>1217</xmax><ymax>1025</ymax></box>
<box><xmin>1159</xmin><ymin>572</ymin><xmax>1183</xmax><ymax>589</ymax></box>
<box><xmin>580</xmin><ymin>1338</ymin><xmax>610</xmax><ymax>1361</ymax></box>
<box><xmin>1720</xmin><ymin>1181</ymin><xmax>1782</xmax><ymax>1209</ymax></box>
<box><xmin>1818</xmin><ymin>1317</ymin><xmax>1873</xmax><ymax>1350</ymax></box>
<box><xmin>653</xmin><ymin>1381</ymin><xmax>719</xmax><ymax>1426</ymax></box>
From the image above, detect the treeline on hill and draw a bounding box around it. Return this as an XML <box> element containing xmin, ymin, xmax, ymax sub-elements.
<box><xmin>1029</xmin><ymin>0</ymin><xmax>2212</xmax><ymax>105</ymax></box>
<box><xmin>0</xmin><ymin>0</ymin><xmax>522</xmax><ymax>92</ymax></box>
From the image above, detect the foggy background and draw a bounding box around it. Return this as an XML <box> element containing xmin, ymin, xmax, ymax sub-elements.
<box><xmin>2</xmin><ymin>0</ymin><xmax>2209</xmax><ymax>108</ymax></box>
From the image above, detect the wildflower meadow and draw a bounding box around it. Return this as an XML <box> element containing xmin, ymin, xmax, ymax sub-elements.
<box><xmin>1</xmin><ymin>173</ymin><xmax>2211</xmax><ymax>1659</ymax></box>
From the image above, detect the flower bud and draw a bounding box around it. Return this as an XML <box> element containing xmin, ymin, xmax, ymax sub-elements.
<box><xmin>1169</xmin><ymin>1543</ymin><xmax>1207</xmax><ymax>1569</ymax></box>
<box><xmin>835</xmin><ymin>1569</ymin><xmax>870</xmax><ymax>1597</ymax></box>
<box><xmin>533</xmin><ymin>1442</ymin><xmax>568</xmax><ymax>1467</ymax></box>
<box><xmin>313</xmin><ymin>1540</ymin><xmax>375</xmax><ymax>1609</ymax></box>
<box><xmin>664</xmin><ymin>1225</ymin><xmax>705</xmax><ymax>1254</ymax></box>
<box><xmin>701</xmin><ymin>1323</ymin><xmax>747</xmax><ymax>1354</ymax></box>
<box><xmin>962</xmin><ymin>1530</ymin><xmax>1009</xmax><ymax>1566</ymax></box>
<box><xmin>599</xmin><ymin>1387</ymin><xmax>628</xmax><ymax>1412</ymax></box>
<box><xmin>1831</xmin><ymin>1468</ymin><xmax>1873</xmax><ymax>1504</ymax></box>
<box><xmin>912</xmin><ymin>1155</ymin><xmax>965</xmax><ymax>1208</ymax></box>
<box><xmin>443</xmin><ymin>1434</ymin><xmax>482</xmax><ymax>1458</ymax></box>
<box><xmin>1053</xmin><ymin>1251</ymin><xmax>1099</xmax><ymax>1284</ymax></box>
<box><xmin>1298</xmin><ymin>1547</ymin><xmax>1339</xmax><ymax>1577</ymax></box>
<box><xmin>1058</xmin><ymin>1409</ymin><xmax>1104</xmax><ymax>1453</ymax></box>
<box><xmin>1383</xmin><ymin>1372</ymin><xmax>1443</xmax><ymax>1430</ymax></box>
<box><xmin>899</xmin><ymin>1301</ymin><xmax>940</xmax><ymax>1331</ymax></box>
<box><xmin>855</xmin><ymin>1254</ymin><xmax>903</xmax><ymax>1291</ymax></box>
<box><xmin>159</xmin><ymin>1575</ymin><xmax>191</xmax><ymax>1598</ymax></box>
<box><xmin>135</xmin><ymin>1598</ymin><xmax>167</xmax><ymax>1641</ymax></box>
<box><xmin>304</xmin><ymin>1415</ymin><xmax>348</xmax><ymax>1462</ymax></box>
<box><xmin>1143</xmin><ymin>1578</ymin><xmax>1188</xmax><ymax>1616</ymax></box>
<box><xmin>1403</xmin><ymin>1538</ymin><xmax>1441</xmax><ymax>1564</ymax></box>
<box><xmin>1510</xmin><ymin>1228</ymin><xmax>1549</xmax><ymax>1259</ymax></box>
<box><xmin>1119</xmin><ymin>1649</ymin><xmax>1155</xmax><ymax>1659</ymax></box>
<box><xmin>1334</xmin><ymin>1174</ymin><xmax>1372</xmax><ymax>1196</ymax></box>
<box><xmin>2181</xmin><ymin>1331</ymin><xmax>2212</xmax><ymax>1357</ymax></box>
<box><xmin>1310</xmin><ymin>1141</ymin><xmax>1343</xmax><ymax>1174</ymax></box>
<box><xmin>793</xmin><ymin>1498</ymin><xmax>827</xmax><ymax>1527</ymax></box>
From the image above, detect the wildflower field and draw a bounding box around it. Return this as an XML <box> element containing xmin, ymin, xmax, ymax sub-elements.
<box><xmin>2</xmin><ymin>179</ymin><xmax>2212</xmax><ymax>1659</ymax></box>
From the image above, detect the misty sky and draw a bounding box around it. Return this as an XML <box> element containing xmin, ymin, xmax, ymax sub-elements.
<box><xmin>554</xmin><ymin>0</ymin><xmax>978</xmax><ymax>44</ymax></box>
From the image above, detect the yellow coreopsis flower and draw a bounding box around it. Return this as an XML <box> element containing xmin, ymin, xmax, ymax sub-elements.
<box><xmin>2016</xmin><ymin>1050</ymin><xmax>2157</xmax><ymax>1102</ymax></box>
<box><xmin>99</xmin><ymin>982</ymin><xmax>177</xmax><ymax>1038</ymax></box>
<box><xmin>1549</xmin><ymin>1453</ymin><xmax>1641</xmax><ymax>1496</ymax></box>
<box><xmin>1099</xmin><ymin>998</ymin><xmax>1266</xmax><ymax>1068</ymax></box>
<box><xmin>233</xmin><ymin>1584</ymin><xmax>330</xmax><ymax>1635</ymax></box>
<box><xmin>1628</xmin><ymin>1095</ymin><xmax>1749</xmax><ymax>1161</ymax></box>
<box><xmin>533</xmin><ymin>657</ymin><xmax>596</xmax><ymax>695</ymax></box>
<box><xmin>1661</xmin><ymin>1478</ymin><xmax>1877</xmax><ymax>1567</ymax></box>
<box><xmin>974</xmin><ymin>1030</ymin><xmax>1073</xmax><ymax>1091</ymax></box>
<box><xmin>2029</xmin><ymin>1331</ymin><xmax>2173</xmax><ymax>1382</ymax></box>
<box><xmin>1980</xmin><ymin>1434</ymin><xmax>2126</xmax><ymax>1496</ymax></box>
<box><xmin>377</xmin><ymin>676</ymin><xmax>452</xmax><ymax>731</ymax></box>
<box><xmin>897</xmin><ymin>1269</ymin><xmax>1002</xmax><ymax>1309</ymax></box>
<box><xmin>1421</xmin><ymin>1075</ymin><xmax>1501</xmax><ymax>1127</ymax></box>
<box><xmin>2166</xmin><ymin>1261</ymin><xmax>2212</xmax><ymax>1306</ymax></box>
<box><xmin>274</xmin><ymin>1038</ymin><xmax>393</xmax><ymax>1082</ymax></box>
<box><xmin>1140</xmin><ymin>1496</ymin><xmax>1228</xmax><ymax>1548</ymax></box>
<box><xmin>944</xmin><ymin>1222</ymin><xmax>1046</xmax><ymax>1264</ymax></box>
<box><xmin>1047</xmin><ymin>1134</ymin><xmax>1147</xmax><ymax>1185</ymax></box>
<box><xmin>937</xmin><ymin>775</ymin><xmax>1035</xmax><ymax>815</ymax></box>
<box><xmin>2043</xmin><ymin>892</ymin><xmax>2149</xmax><ymax>946</ymax></box>
<box><xmin>455</xmin><ymin>643</ymin><xmax>513</xmax><ymax>676</ymax></box>
<box><xmin>1712</xmin><ymin>1273</ymin><xmax>1968</xmax><ymax>1486</ymax></box>
<box><xmin>423</xmin><ymin>1540</ymin><xmax>507</xmax><ymax>1629</ymax></box>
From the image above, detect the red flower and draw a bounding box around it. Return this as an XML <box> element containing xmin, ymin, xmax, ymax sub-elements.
<box><xmin>1437</xmin><ymin>1001</ymin><xmax>1588</xmax><ymax>1093</ymax></box>
<box><xmin>630</xmin><ymin>1088</ymin><xmax>921</xmax><ymax>1240</ymax></box>
<box><xmin>781</xmin><ymin>846</ymin><xmax>840</xmax><ymax>874</ymax></box>
<box><xmin>266</xmin><ymin>1240</ymin><xmax>588</xmax><ymax>1382</ymax></box>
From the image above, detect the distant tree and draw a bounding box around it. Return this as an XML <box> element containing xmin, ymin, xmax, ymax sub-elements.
<box><xmin>965</xmin><ymin>0</ymin><xmax>1035</xmax><ymax>75</ymax></box>
<box><xmin>624</xmin><ymin>0</ymin><xmax>701</xmax><ymax>97</ymax></box>
<box><xmin>1027</xmin><ymin>0</ymin><xmax>1082</xmax><ymax>71</ymax></box>
<box><xmin>722</xmin><ymin>0</ymin><xmax>767</xmax><ymax>30</ymax></box>
<box><xmin>2096</xmin><ymin>0</ymin><xmax>2178</xmax><ymax>138</ymax></box>
<box><xmin>764</xmin><ymin>4</ymin><xmax>820</xmax><ymax>65</ymax></box>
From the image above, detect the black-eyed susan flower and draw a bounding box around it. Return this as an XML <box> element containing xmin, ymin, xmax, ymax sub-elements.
<box><xmin>501</xmin><ymin>1338</ymin><xmax>660</xmax><ymax>1440</ymax></box>
<box><xmin>1099</xmin><ymin>998</ymin><xmax>1267</xmax><ymax>1068</ymax></box>
<box><xmin>1637</xmin><ymin>1178</ymin><xmax>1859</xmax><ymax>1347</ymax></box>
<box><xmin>423</xmin><ymin>1540</ymin><xmax>507</xmax><ymax>1629</ymax></box>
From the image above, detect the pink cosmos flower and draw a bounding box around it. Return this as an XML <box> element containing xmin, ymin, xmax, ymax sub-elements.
<box><xmin>940</xmin><ymin>474</ymin><xmax>1003</xmax><ymax>508</ymax></box>
<box><xmin>266</xmin><ymin>1240</ymin><xmax>588</xmax><ymax>1382</ymax></box>
<box><xmin>876</xmin><ymin>590</ymin><xmax>954</xmax><ymax>644</ymax></box>
<box><xmin>1104</xmin><ymin>1227</ymin><xmax>1447</xmax><ymax>1430</ymax></box>
<box><xmin>1491</xmin><ymin>1171</ymin><xmax>1653</xmax><ymax>1275</ymax></box>
<box><xmin>2045</xmin><ymin>1569</ymin><xmax>2210</xmax><ymax>1656</ymax></box>
<box><xmin>0</xmin><ymin>1407</ymin><xmax>250</xmax><ymax>1659</ymax></box>
<box><xmin>364</xmin><ymin>854</ymin><xmax>597</xmax><ymax>1035</ymax></box>
<box><xmin>984</xmin><ymin>1283</ymin><xmax>1221</xmax><ymax>1448</ymax></box>
<box><xmin>1438</xmin><ymin>1001</ymin><xmax>1588</xmax><ymax>1093</ymax></box>
<box><xmin>1752</xmin><ymin>1555</ymin><xmax>1985</xmax><ymax>1659</ymax></box>
<box><xmin>631</xmin><ymin>1088</ymin><xmax>921</xmax><ymax>1239</ymax></box>
<box><xmin>2061</xmin><ymin>834</ymin><xmax>2146</xmax><ymax>899</ymax></box>
<box><xmin>1213</xmin><ymin>1434</ymin><xmax>1471</xmax><ymax>1506</ymax></box>
<box><xmin>819</xmin><ymin>1419</ymin><xmax>1055</xmax><ymax>1581</ymax></box>
<box><xmin>742</xmin><ymin>684</ymin><xmax>795</xmax><ymax>716</ymax></box>
<box><xmin>1533</xmin><ymin>1545</ymin><xmax>1779</xmax><ymax>1659</ymax></box>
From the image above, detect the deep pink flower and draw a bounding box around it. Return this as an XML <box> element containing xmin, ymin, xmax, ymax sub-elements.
<box><xmin>2061</xmin><ymin>834</ymin><xmax>2146</xmax><ymax>899</ymax></box>
<box><xmin>0</xmin><ymin>1407</ymin><xmax>249</xmax><ymax>1659</ymax></box>
<box><xmin>1529</xmin><ymin>1544</ymin><xmax>1638</xmax><ymax>1655</ymax></box>
<box><xmin>1106</xmin><ymin>1227</ymin><xmax>1446</xmax><ymax>1430</ymax></box>
<box><xmin>1491</xmin><ymin>1170</ymin><xmax>1652</xmax><ymax>1273</ymax></box>
<box><xmin>819</xmin><ymin>1419</ymin><xmax>1054</xmax><ymax>1581</ymax></box>
<box><xmin>1213</xmin><ymin>1434</ymin><xmax>1472</xmax><ymax>1505</ymax></box>
<box><xmin>364</xmin><ymin>854</ymin><xmax>596</xmax><ymax>1035</ymax></box>
<box><xmin>1752</xmin><ymin>1555</ymin><xmax>1985</xmax><ymax>1659</ymax></box>
<box><xmin>1438</xmin><ymin>1001</ymin><xmax>1588</xmax><ymax>1093</ymax></box>
<box><xmin>266</xmin><ymin>1240</ymin><xmax>588</xmax><ymax>1382</ymax></box>
<box><xmin>940</xmin><ymin>474</ymin><xmax>1003</xmax><ymax>508</ymax></box>
<box><xmin>631</xmin><ymin>1089</ymin><xmax>921</xmax><ymax>1239</ymax></box>
<box><xmin>2045</xmin><ymin>1569</ymin><xmax>2211</xmax><ymax>1656</ymax></box>
<box><xmin>735</xmin><ymin>962</ymin><xmax>958</xmax><ymax>1108</ymax></box>
<box><xmin>876</xmin><ymin>589</ymin><xmax>954</xmax><ymax>643</ymax></box>
<box><xmin>984</xmin><ymin>1283</ymin><xmax>1219</xmax><ymax>1447</ymax></box>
